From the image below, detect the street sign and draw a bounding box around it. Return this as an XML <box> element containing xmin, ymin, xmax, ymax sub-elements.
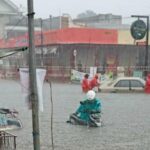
<box><xmin>130</xmin><ymin>19</ymin><xmax>147</xmax><ymax>40</ymax></box>
<box><xmin>73</xmin><ymin>49</ymin><xmax>77</xmax><ymax>56</ymax></box>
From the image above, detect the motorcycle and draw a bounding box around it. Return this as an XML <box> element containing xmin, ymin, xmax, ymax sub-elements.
<box><xmin>0</xmin><ymin>108</ymin><xmax>22</xmax><ymax>130</ymax></box>
<box><xmin>67</xmin><ymin>111</ymin><xmax>103</xmax><ymax>127</ymax></box>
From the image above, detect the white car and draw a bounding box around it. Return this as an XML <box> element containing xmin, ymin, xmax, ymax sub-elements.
<box><xmin>100</xmin><ymin>77</ymin><xmax>145</xmax><ymax>93</ymax></box>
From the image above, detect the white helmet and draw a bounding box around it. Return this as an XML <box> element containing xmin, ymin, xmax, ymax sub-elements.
<box><xmin>86</xmin><ymin>90</ymin><xmax>96</xmax><ymax>100</ymax></box>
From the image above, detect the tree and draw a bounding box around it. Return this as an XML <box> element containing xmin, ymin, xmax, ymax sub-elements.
<box><xmin>77</xmin><ymin>10</ymin><xmax>97</xmax><ymax>18</ymax></box>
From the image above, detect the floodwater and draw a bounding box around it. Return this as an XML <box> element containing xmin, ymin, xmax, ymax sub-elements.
<box><xmin>0</xmin><ymin>79</ymin><xmax>150</xmax><ymax>150</ymax></box>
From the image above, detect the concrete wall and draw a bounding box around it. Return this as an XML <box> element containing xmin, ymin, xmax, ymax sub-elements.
<box><xmin>118</xmin><ymin>29</ymin><xmax>150</xmax><ymax>45</ymax></box>
<box><xmin>37</xmin><ymin>44</ymin><xmax>148</xmax><ymax>68</ymax></box>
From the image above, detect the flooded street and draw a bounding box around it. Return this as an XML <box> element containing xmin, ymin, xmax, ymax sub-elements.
<box><xmin>0</xmin><ymin>79</ymin><xmax>150</xmax><ymax>150</ymax></box>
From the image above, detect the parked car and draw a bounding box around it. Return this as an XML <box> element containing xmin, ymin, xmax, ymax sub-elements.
<box><xmin>100</xmin><ymin>77</ymin><xmax>145</xmax><ymax>93</ymax></box>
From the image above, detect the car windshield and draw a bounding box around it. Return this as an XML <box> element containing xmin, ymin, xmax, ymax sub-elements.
<box><xmin>130</xmin><ymin>80</ymin><xmax>144</xmax><ymax>87</ymax></box>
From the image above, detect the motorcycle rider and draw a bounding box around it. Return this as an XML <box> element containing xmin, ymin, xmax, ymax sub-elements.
<box><xmin>68</xmin><ymin>90</ymin><xmax>102</xmax><ymax>127</ymax></box>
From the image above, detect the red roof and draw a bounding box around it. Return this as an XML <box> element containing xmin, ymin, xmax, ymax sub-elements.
<box><xmin>0</xmin><ymin>28</ymin><xmax>118</xmax><ymax>48</ymax></box>
<box><xmin>44</xmin><ymin>28</ymin><xmax>118</xmax><ymax>45</ymax></box>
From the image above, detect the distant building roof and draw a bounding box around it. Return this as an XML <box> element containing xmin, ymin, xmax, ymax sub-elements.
<box><xmin>0</xmin><ymin>28</ymin><xmax>118</xmax><ymax>48</ymax></box>
<box><xmin>73</xmin><ymin>14</ymin><xmax>122</xmax><ymax>29</ymax></box>
<box><xmin>74</xmin><ymin>14</ymin><xmax>121</xmax><ymax>23</ymax></box>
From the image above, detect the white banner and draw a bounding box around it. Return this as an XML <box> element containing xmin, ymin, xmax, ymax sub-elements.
<box><xmin>71</xmin><ymin>69</ymin><xmax>86</xmax><ymax>83</ymax></box>
<box><xmin>90</xmin><ymin>67</ymin><xmax>97</xmax><ymax>78</ymax></box>
<box><xmin>19</xmin><ymin>68</ymin><xmax>46</xmax><ymax>112</ymax></box>
<box><xmin>71</xmin><ymin>68</ymin><xmax>97</xmax><ymax>83</ymax></box>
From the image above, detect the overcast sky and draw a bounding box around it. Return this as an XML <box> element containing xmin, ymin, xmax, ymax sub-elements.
<box><xmin>13</xmin><ymin>0</ymin><xmax>150</xmax><ymax>20</ymax></box>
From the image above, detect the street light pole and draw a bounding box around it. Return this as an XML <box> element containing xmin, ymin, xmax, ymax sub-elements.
<box><xmin>73</xmin><ymin>49</ymin><xmax>77</xmax><ymax>70</ymax></box>
<box><xmin>27</xmin><ymin>0</ymin><xmax>41</xmax><ymax>150</ymax></box>
<box><xmin>40</xmin><ymin>18</ymin><xmax>44</xmax><ymax>66</ymax></box>
<box><xmin>145</xmin><ymin>16</ymin><xmax>149</xmax><ymax>76</ymax></box>
<box><xmin>131</xmin><ymin>15</ymin><xmax>149</xmax><ymax>77</ymax></box>
<box><xmin>49</xmin><ymin>15</ymin><xmax>52</xmax><ymax>30</ymax></box>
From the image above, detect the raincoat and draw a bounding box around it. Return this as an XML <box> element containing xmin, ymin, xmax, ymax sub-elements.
<box><xmin>75</xmin><ymin>98</ymin><xmax>101</xmax><ymax>122</ymax></box>
<box><xmin>90</xmin><ymin>75</ymin><xmax>100</xmax><ymax>90</ymax></box>
<box><xmin>145</xmin><ymin>74</ymin><xmax>150</xmax><ymax>93</ymax></box>
<box><xmin>82</xmin><ymin>78</ymin><xmax>90</xmax><ymax>93</ymax></box>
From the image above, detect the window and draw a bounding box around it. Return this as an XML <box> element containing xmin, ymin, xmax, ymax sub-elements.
<box><xmin>130</xmin><ymin>80</ymin><xmax>144</xmax><ymax>87</ymax></box>
<box><xmin>114</xmin><ymin>80</ymin><xmax>129</xmax><ymax>87</ymax></box>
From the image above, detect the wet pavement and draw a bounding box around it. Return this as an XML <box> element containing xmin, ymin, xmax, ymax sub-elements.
<box><xmin>0</xmin><ymin>79</ymin><xmax>150</xmax><ymax>150</ymax></box>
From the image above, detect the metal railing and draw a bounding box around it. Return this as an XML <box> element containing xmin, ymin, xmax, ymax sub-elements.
<box><xmin>0</xmin><ymin>131</ymin><xmax>17</xmax><ymax>150</ymax></box>
<box><xmin>0</xmin><ymin>65</ymin><xmax>149</xmax><ymax>80</ymax></box>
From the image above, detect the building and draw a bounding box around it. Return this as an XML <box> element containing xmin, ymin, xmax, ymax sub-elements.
<box><xmin>0</xmin><ymin>0</ymin><xmax>22</xmax><ymax>38</ymax></box>
<box><xmin>73</xmin><ymin>13</ymin><xmax>126</xmax><ymax>29</ymax></box>
<box><xmin>6</xmin><ymin>17</ymin><xmax>44</xmax><ymax>39</ymax></box>
<box><xmin>0</xmin><ymin>0</ymin><xmax>149</xmax><ymax>79</ymax></box>
<box><xmin>42</xmin><ymin>15</ymin><xmax>70</xmax><ymax>30</ymax></box>
<box><xmin>0</xmin><ymin>0</ymin><xmax>130</xmax><ymax>39</ymax></box>
<box><xmin>0</xmin><ymin>27</ymin><xmax>149</xmax><ymax>80</ymax></box>
<box><xmin>0</xmin><ymin>0</ymin><xmax>43</xmax><ymax>39</ymax></box>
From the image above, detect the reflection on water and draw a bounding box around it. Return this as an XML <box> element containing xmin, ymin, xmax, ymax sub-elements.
<box><xmin>0</xmin><ymin>80</ymin><xmax>150</xmax><ymax>150</ymax></box>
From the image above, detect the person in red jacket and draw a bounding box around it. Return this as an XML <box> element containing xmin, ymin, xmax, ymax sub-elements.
<box><xmin>81</xmin><ymin>74</ymin><xmax>90</xmax><ymax>93</ymax></box>
<box><xmin>145</xmin><ymin>73</ymin><xmax>150</xmax><ymax>93</ymax></box>
<box><xmin>90</xmin><ymin>74</ymin><xmax>101</xmax><ymax>92</ymax></box>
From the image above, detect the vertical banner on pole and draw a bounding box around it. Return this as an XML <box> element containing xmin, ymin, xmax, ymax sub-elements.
<box><xmin>19</xmin><ymin>68</ymin><xmax>46</xmax><ymax>112</ymax></box>
<box><xmin>36</xmin><ymin>69</ymin><xmax>46</xmax><ymax>112</ymax></box>
<box><xmin>19</xmin><ymin>68</ymin><xmax>31</xmax><ymax>109</ymax></box>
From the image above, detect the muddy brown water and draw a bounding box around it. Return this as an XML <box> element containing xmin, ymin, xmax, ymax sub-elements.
<box><xmin>0</xmin><ymin>80</ymin><xmax>150</xmax><ymax>150</ymax></box>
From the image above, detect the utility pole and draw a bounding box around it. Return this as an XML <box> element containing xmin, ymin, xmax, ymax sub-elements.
<box><xmin>49</xmin><ymin>15</ymin><xmax>52</xmax><ymax>30</ymax></box>
<box><xmin>27</xmin><ymin>0</ymin><xmax>41</xmax><ymax>150</ymax></box>
<box><xmin>145</xmin><ymin>16</ymin><xmax>149</xmax><ymax>76</ymax></box>
<box><xmin>40</xmin><ymin>18</ymin><xmax>44</xmax><ymax>66</ymax></box>
<box><xmin>131</xmin><ymin>15</ymin><xmax>149</xmax><ymax>77</ymax></box>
